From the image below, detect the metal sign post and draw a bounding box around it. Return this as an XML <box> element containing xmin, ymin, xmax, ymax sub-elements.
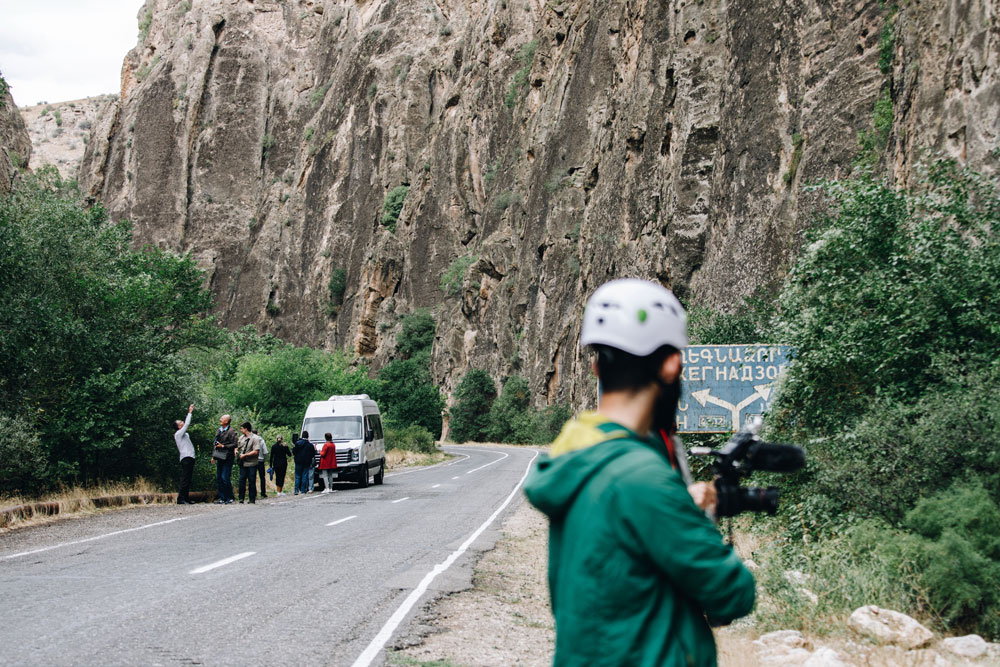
<box><xmin>677</xmin><ymin>345</ymin><xmax>794</xmax><ymax>433</ymax></box>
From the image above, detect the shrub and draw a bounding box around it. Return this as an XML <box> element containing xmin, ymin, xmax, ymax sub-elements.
<box><xmin>486</xmin><ymin>376</ymin><xmax>571</xmax><ymax>444</ymax></box>
<box><xmin>0</xmin><ymin>411</ymin><xmax>47</xmax><ymax>492</ymax></box>
<box><xmin>878</xmin><ymin>16</ymin><xmax>895</xmax><ymax>76</ymax></box>
<box><xmin>261</xmin><ymin>134</ymin><xmax>275</xmax><ymax>159</ymax></box>
<box><xmin>504</xmin><ymin>40</ymin><xmax>538</xmax><ymax>108</ymax></box>
<box><xmin>493</xmin><ymin>190</ymin><xmax>520</xmax><ymax>212</ymax></box>
<box><xmin>326</xmin><ymin>268</ymin><xmax>347</xmax><ymax>317</ymax></box>
<box><xmin>381</xmin><ymin>185</ymin><xmax>409</xmax><ymax>232</ymax></box>
<box><xmin>52</xmin><ymin>109</ymin><xmax>62</xmax><ymax>126</ymax></box>
<box><xmin>385</xmin><ymin>424</ymin><xmax>436</xmax><ymax>453</ymax></box>
<box><xmin>309</xmin><ymin>83</ymin><xmax>330</xmax><ymax>108</ymax></box>
<box><xmin>448</xmin><ymin>370</ymin><xmax>497</xmax><ymax>442</ymax></box>
<box><xmin>138</xmin><ymin>9</ymin><xmax>153</xmax><ymax>42</ymax></box>
<box><xmin>686</xmin><ymin>288</ymin><xmax>777</xmax><ymax>345</ymax></box>
<box><xmin>773</xmin><ymin>160</ymin><xmax>1000</xmax><ymax>436</ymax></box>
<box><xmin>396</xmin><ymin>310</ymin><xmax>435</xmax><ymax>359</ymax></box>
<box><xmin>440</xmin><ymin>255</ymin><xmax>477</xmax><ymax>296</ymax></box>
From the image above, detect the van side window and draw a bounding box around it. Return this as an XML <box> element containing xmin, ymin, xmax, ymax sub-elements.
<box><xmin>373</xmin><ymin>415</ymin><xmax>383</xmax><ymax>439</ymax></box>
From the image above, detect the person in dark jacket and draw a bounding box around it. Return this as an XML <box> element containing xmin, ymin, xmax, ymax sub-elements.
<box><xmin>269</xmin><ymin>434</ymin><xmax>292</xmax><ymax>496</ymax></box>
<box><xmin>212</xmin><ymin>414</ymin><xmax>239</xmax><ymax>504</ymax></box>
<box><xmin>524</xmin><ymin>279</ymin><xmax>755</xmax><ymax>667</ymax></box>
<box><xmin>292</xmin><ymin>431</ymin><xmax>315</xmax><ymax>495</ymax></box>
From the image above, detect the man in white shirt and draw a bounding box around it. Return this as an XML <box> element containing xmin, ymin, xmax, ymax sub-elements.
<box><xmin>174</xmin><ymin>404</ymin><xmax>196</xmax><ymax>505</ymax></box>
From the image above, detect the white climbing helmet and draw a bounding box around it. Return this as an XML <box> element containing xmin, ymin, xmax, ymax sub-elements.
<box><xmin>580</xmin><ymin>278</ymin><xmax>687</xmax><ymax>356</ymax></box>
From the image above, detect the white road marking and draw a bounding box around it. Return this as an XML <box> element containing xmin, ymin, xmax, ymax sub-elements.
<box><xmin>386</xmin><ymin>454</ymin><xmax>467</xmax><ymax>478</ymax></box>
<box><xmin>444</xmin><ymin>454</ymin><xmax>471</xmax><ymax>467</ymax></box>
<box><xmin>189</xmin><ymin>551</ymin><xmax>255</xmax><ymax>574</ymax></box>
<box><xmin>350</xmin><ymin>449</ymin><xmax>540</xmax><ymax>667</ymax></box>
<box><xmin>431</xmin><ymin>484</ymin><xmax>441</xmax><ymax>489</ymax></box>
<box><xmin>452</xmin><ymin>476</ymin><xmax>460</xmax><ymax>480</ymax></box>
<box><xmin>2</xmin><ymin>517</ymin><xmax>191</xmax><ymax>561</ymax></box>
<box><xmin>465</xmin><ymin>450</ymin><xmax>510</xmax><ymax>475</ymax></box>
<box><xmin>391</xmin><ymin>497</ymin><xmax>409</xmax><ymax>504</ymax></box>
<box><xmin>326</xmin><ymin>515</ymin><xmax>357</xmax><ymax>527</ymax></box>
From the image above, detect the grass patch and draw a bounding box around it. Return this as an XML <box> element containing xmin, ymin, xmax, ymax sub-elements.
<box><xmin>0</xmin><ymin>479</ymin><xmax>169</xmax><ymax>533</ymax></box>
<box><xmin>440</xmin><ymin>255</ymin><xmax>477</xmax><ymax>296</ymax></box>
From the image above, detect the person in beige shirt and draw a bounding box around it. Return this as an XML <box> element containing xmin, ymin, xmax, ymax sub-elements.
<box><xmin>236</xmin><ymin>421</ymin><xmax>261</xmax><ymax>504</ymax></box>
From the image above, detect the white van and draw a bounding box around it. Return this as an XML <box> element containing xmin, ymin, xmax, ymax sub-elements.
<box><xmin>300</xmin><ymin>394</ymin><xmax>386</xmax><ymax>489</ymax></box>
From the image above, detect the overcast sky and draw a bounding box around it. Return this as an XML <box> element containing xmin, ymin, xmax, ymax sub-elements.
<box><xmin>0</xmin><ymin>0</ymin><xmax>145</xmax><ymax>106</ymax></box>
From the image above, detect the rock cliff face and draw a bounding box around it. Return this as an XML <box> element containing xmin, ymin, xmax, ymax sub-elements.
<box><xmin>21</xmin><ymin>96</ymin><xmax>116</xmax><ymax>179</ymax></box>
<box><xmin>1</xmin><ymin>78</ymin><xmax>31</xmax><ymax>194</ymax></box>
<box><xmin>80</xmin><ymin>0</ymin><xmax>999</xmax><ymax>406</ymax></box>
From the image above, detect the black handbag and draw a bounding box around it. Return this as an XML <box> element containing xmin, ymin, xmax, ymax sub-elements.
<box><xmin>211</xmin><ymin>432</ymin><xmax>228</xmax><ymax>461</ymax></box>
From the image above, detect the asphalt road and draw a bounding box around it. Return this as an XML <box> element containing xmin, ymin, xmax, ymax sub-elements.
<box><xmin>0</xmin><ymin>445</ymin><xmax>539</xmax><ymax>667</ymax></box>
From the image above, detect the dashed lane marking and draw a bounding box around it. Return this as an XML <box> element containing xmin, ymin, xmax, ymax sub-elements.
<box><xmin>465</xmin><ymin>450</ymin><xmax>510</xmax><ymax>475</ymax></box>
<box><xmin>326</xmin><ymin>516</ymin><xmax>358</xmax><ymax>527</ymax></box>
<box><xmin>391</xmin><ymin>498</ymin><xmax>410</xmax><ymax>504</ymax></box>
<box><xmin>189</xmin><ymin>551</ymin><xmax>255</xmax><ymax>574</ymax></box>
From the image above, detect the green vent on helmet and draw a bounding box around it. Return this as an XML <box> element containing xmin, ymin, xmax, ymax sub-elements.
<box><xmin>637</xmin><ymin>309</ymin><xmax>648</xmax><ymax>323</ymax></box>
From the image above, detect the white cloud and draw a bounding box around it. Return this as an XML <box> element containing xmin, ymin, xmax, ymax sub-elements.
<box><xmin>0</xmin><ymin>0</ymin><xmax>145</xmax><ymax>105</ymax></box>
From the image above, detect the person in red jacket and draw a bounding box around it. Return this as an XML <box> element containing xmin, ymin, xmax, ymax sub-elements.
<box><xmin>319</xmin><ymin>433</ymin><xmax>337</xmax><ymax>493</ymax></box>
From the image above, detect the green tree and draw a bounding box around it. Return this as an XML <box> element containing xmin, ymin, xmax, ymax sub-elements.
<box><xmin>0</xmin><ymin>169</ymin><xmax>219</xmax><ymax>488</ymax></box>
<box><xmin>486</xmin><ymin>375</ymin><xmax>534</xmax><ymax>442</ymax></box>
<box><xmin>379</xmin><ymin>358</ymin><xmax>444</xmax><ymax>438</ymax></box>
<box><xmin>213</xmin><ymin>346</ymin><xmax>377</xmax><ymax>429</ymax></box>
<box><xmin>377</xmin><ymin>310</ymin><xmax>443</xmax><ymax>436</ymax></box>
<box><xmin>448</xmin><ymin>370</ymin><xmax>497</xmax><ymax>442</ymax></box>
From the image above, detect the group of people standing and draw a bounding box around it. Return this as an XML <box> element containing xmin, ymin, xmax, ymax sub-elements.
<box><xmin>172</xmin><ymin>407</ymin><xmax>339</xmax><ymax>504</ymax></box>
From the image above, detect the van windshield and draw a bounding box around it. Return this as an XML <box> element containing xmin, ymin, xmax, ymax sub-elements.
<box><xmin>303</xmin><ymin>416</ymin><xmax>362</xmax><ymax>441</ymax></box>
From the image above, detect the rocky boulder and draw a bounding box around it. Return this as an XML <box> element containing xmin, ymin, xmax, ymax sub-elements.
<box><xmin>847</xmin><ymin>605</ymin><xmax>934</xmax><ymax>649</ymax></box>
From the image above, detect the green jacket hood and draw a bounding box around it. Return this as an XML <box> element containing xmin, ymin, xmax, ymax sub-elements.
<box><xmin>524</xmin><ymin>412</ymin><xmax>656</xmax><ymax>520</ymax></box>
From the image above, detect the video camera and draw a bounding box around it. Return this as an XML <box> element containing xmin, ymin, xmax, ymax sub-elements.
<box><xmin>690</xmin><ymin>418</ymin><xmax>805</xmax><ymax>518</ymax></box>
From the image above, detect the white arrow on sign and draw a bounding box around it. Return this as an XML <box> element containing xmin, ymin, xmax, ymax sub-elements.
<box><xmin>691</xmin><ymin>384</ymin><xmax>772</xmax><ymax>430</ymax></box>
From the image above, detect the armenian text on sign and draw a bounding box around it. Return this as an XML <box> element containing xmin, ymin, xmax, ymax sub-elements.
<box><xmin>677</xmin><ymin>345</ymin><xmax>794</xmax><ymax>433</ymax></box>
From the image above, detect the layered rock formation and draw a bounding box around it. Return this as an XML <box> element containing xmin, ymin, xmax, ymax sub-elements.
<box><xmin>80</xmin><ymin>0</ymin><xmax>1000</xmax><ymax>406</ymax></box>
<box><xmin>0</xmin><ymin>76</ymin><xmax>31</xmax><ymax>194</ymax></box>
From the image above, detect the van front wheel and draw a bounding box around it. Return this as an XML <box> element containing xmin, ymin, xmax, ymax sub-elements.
<box><xmin>374</xmin><ymin>460</ymin><xmax>384</xmax><ymax>485</ymax></box>
<box><xmin>358</xmin><ymin>464</ymin><xmax>369</xmax><ymax>488</ymax></box>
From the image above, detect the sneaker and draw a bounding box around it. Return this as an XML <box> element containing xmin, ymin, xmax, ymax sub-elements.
<box><xmin>225</xmin><ymin>499</ymin><xmax>235</xmax><ymax>504</ymax></box>
<box><xmin>293</xmin><ymin>492</ymin><xmax>299</xmax><ymax>495</ymax></box>
<box><xmin>239</xmin><ymin>500</ymin><xmax>245</xmax><ymax>504</ymax></box>
<box><xmin>249</xmin><ymin>500</ymin><xmax>255</xmax><ymax>504</ymax></box>
<box><xmin>214</xmin><ymin>499</ymin><xmax>225</xmax><ymax>505</ymax></box>
<box><xmin>260</xmin><ymin>494</ymin><xmax>267</xmax><ymax>498</ymax></box>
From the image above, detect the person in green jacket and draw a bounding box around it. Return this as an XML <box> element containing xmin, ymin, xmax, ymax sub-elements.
<box><xmin>524</xmin><ymin>278</ymin><xmax>756</xmax><ymax>667</ymax></box>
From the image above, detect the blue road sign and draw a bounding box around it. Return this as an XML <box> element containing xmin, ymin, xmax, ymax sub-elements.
<box><xmin>677</xmin><ymin>344</ymin><xmax>794</xmax><ymax>433</ymax></box>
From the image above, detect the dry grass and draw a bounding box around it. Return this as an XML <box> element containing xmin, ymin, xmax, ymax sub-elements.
<box><xmin>0</xmin><ymin>478</ymin><xmax>171</xmax><ymax>533</ymax></box>
<box><xmin>386</xmin><ymin>449</ymin><xmax>449</xmax><ymax>469</ymax></box>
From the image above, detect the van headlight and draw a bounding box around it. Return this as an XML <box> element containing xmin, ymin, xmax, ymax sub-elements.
<box><xmin>351</xmin><ymin>448</ymin><xmax>359</xmax><ymax>462</ymax></box>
